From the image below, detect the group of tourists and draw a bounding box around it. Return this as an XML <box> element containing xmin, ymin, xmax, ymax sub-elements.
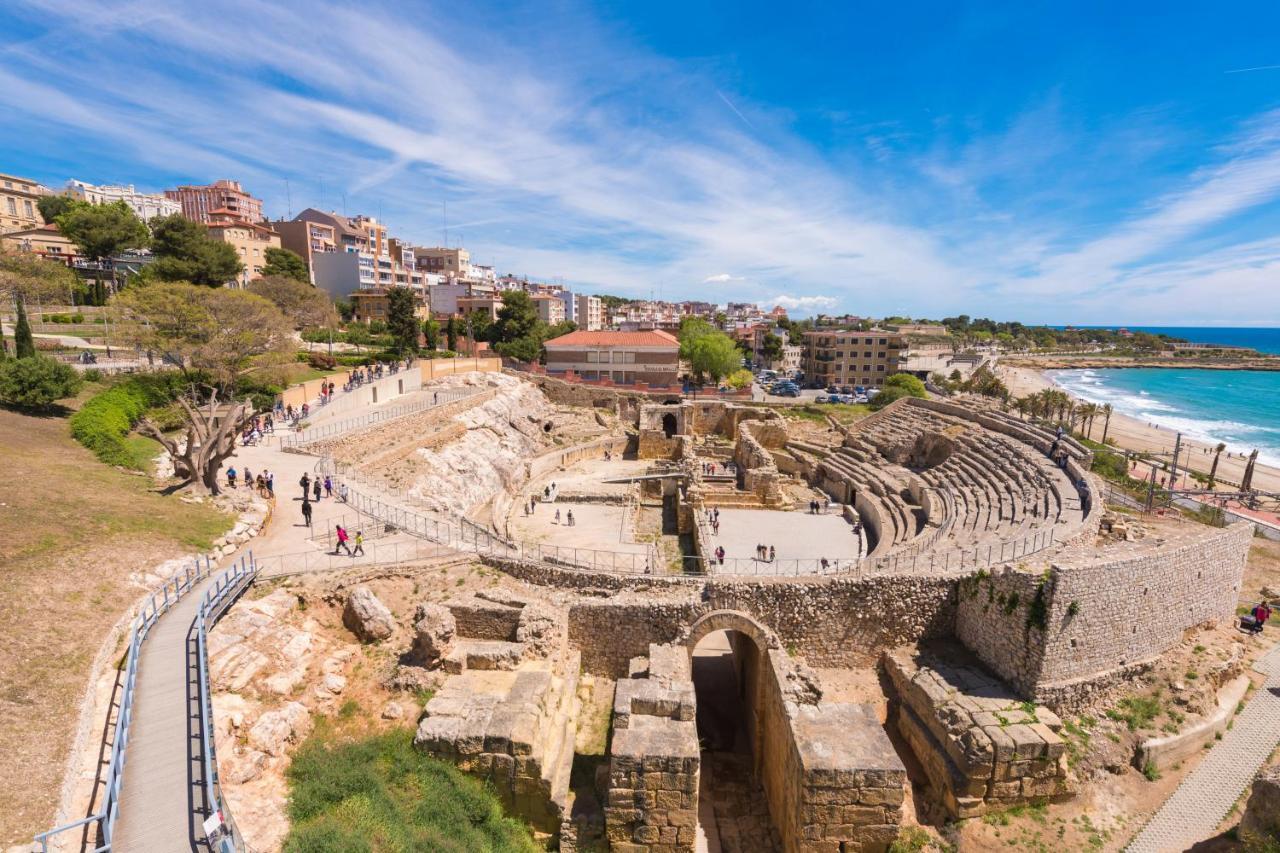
<box><xmin>298</xmin><ymin>472</ymin><xmax>349</xmax><ymax>526</ymax></box>
<box><xmin>554</xmin><ymin>508</ymin><xmax>576</xmax><ymax>526</ymax></box>
<box><xmin>1245</xmin><ymin>601</ymin><xmax>1273</xmax><ymax>635</ymax></box>
<box><xmin>806</xmin><ymin>498</ymin><xmax>830</xmax><ymax>514</ymax></box>
<box><xmin>225</xmin><ymin>466</ymin><xmax>274</xmax><ymax>498</ymax></box>
<box><xmin>332</xmin><ymin>524</ymin><xmax>365</xmax><ymax>557</ymax></box>
<box><xmin>316</xmin><ymin>380</ymin><xmax>338</xmax><ymax>405</ymax></box>
<box><xmin>276</xmin><ymin>401</ymin><xmax>311</xmax><ymax>427</ymax></box>
<box><xmin>705</xmin><ymin>506</ymin><xmax>721</xmax><ymax>535</ymax></box>
<box><xmin>701</xmin><ymin>461</ymin><xmax>733</xmax><ymax>476</ymax></box>
<box><xmin>754</xmin><ymin>543</ymin><xmax>777</xmax><ymax>562</ymax></box>
<box><xmin>241</xmin><ymin>414</ymin><xmax>276</xmax><ymax>446</ymax></box>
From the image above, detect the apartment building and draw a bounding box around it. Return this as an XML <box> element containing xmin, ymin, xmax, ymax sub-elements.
<box><xmin>413</xmin><ymin>246</ymin><xmax>471</xmax><ymax>277</ymax></box>
<box><xmin>65</xmin><ymin>181</ymin><xmax>180</xmax><ymax>220</ymax></box>
<box><xmin>429</xmin><ymin>280</ymin><xmax>500</xmax><ymax>316</ymax></box>
<box><xmin>0</xmin><ymin>223</ymin><xmax>80</xmax><ymax>264</ymax></box>
<box><xmin>801</xmin><ymin>329</ymin><xmax>906</xmax><ymax>388</ymax></box>
<box><xmin>268</xmin><ymin>217</ymin><xmax>338</xmax><ymax>283</ymax></box>
<box><xmin>575</xmin><ymin>294</ymin><xmax>604</xmax><ymax>330</ymax></box>
<box><xmin>0</xmin><ymin>173</ymin><xmax>46</xmax><ymax>234</ymax></box>
<box><xmin>205</xmin><ymin>218</ymin><xmax>281</xmax><ymax>287</ymax></box>
<box><xmin>531</xmin><ymin>292</ymin><xmax>566</xmax><ymax>325</ymax></box>
<box><xmin>543</xmin><ymin>329</ymin><xmax>680</xmax><ymax>385</ymax></box>
<box><xmin>350</xmin><ymin>287</ymin><xmax>430</xmax><ymax>324</ymax></box>
<box><xmin>165</xmin><ymin>180</ymin><xmax>263</xmax><ymax>224</ymax></box>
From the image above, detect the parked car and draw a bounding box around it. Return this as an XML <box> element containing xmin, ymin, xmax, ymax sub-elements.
<box><xmin>854</xmin><ymin>394</ymin><xmax>870</xmax><ymax>404</ymax></box>
<box><xmin>840</xmin><ymin>385</ymin><xmax>854</xmax><ymax>395</ymax></box>
<box><xmin>826</xmin><ymin>385</ymin><xmax>839</xmax><ymax>394</ymax></box>
<box><xmin>775</xmin><ymin>387</ymin><xmax>801</xmax><ymax>397</ymax></box>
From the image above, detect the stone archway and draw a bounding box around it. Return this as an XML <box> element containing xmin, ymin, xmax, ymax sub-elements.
<box><xmin>683</xmin><ymin>610</ymin><xmax>784</xmax><ymax>851</ymax></box>
<box><xmin>683</xmin><ymin>609</ymin><xmax>780</xmax><ymax>655</ymax></box>
<box><xmin>662</xmin><ymin>412</ymin><xmax>678</xmax><ymax>438</ymax></box>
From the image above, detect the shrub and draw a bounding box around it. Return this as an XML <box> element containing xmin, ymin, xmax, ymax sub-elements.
<box><xmin>284</xmin><ymin>729</ymin><xmax>538</xmax><ymax>852</ymax></box>
<box><xmin>0</xmin><ymin>356</ymin><xmax>83</xmax><ymax>410</ymax></box>
<box><xmin>307</xmin><ymin>352</ymin><xmax>337</xmax><ymax>370</ymax></box>
<box><xmin>69</xmin><ymin>372</ymin><xmax>190</xmax><ymax>468</ymax></box>
<box><xmin>82</xmin><ymin>368</ymin><xmax>102</xmax><ymax>383</ymax></box>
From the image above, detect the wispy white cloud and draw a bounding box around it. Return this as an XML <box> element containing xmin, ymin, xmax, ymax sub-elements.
<box><xmin>4</xmin><ymin>0</ymin><xmax>1280</xmax><ymax>324</ymax></box>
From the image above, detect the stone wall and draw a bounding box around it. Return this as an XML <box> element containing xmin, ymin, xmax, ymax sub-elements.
<box><xmin>883</xmin><ymin>648</ymin><xmax>1073</xmax><ymax>818</ymax></box>
<box><xmin>734</xmin><ymin>420</ymin><xmax>787</xmax><ymax>507</ymax></box>
<box><xmin>957</xmin><ymin>522</ymin><xmax>1252</xmax><ymax>710</ymax></box>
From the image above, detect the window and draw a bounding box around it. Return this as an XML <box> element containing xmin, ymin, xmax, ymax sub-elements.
<box><xmin>864</xmin><ymin>351</ymin><xmax>872</xmax><ymax>358</ymax></box>
<box><xmin>877</xmin><ymin>364</ymin><xmax>886</xmax><ymax>372</ymax></box>
<box><xmin>23</xmin><ymin>200</ymin><xmax>33</xmax><ymax>217</ymax></box>
<box><xmin>5</xmin><ymin>198</ymin><xmax>14</xmax><ymax>215</ymax></box>
<box><xmin>586</xmin><ymin>351</ymin><xmax>599</xmax><ymax>363</ymax></box>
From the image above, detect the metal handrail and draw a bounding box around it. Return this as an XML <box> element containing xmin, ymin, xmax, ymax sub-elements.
<box><xmin>194</xmin><ymin>555</ymin><xmax>258</xmax><ymax>852</ymax></box>
<box><xmin>280</xmin><ymin>388</ymin><xmax>480</xmax><ymax>449</ymax></box>
<box><xmin>36</xmin><ymin>555</ymin><xmax>215</xmax><ymax>852</ymax></box>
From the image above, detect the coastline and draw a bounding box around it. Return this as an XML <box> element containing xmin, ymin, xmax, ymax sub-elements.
<box><xmin>1003</xmin><ymin>356</ymin><xmax>1280</xmax><ymax>372</ymax></box>
<box><xmin>997</xmin><ymin>364</ymin><xmax>1280</xmax><ymax>495</ymax></box>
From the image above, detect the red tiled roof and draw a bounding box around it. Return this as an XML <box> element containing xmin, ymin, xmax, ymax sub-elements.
<box><xmin>544</xmin><ymin>329</ymin><xmax>679</xmax><ymax>348</ymax></box>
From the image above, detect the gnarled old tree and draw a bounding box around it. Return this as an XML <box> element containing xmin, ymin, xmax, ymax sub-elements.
<box><xmin>113</xmin><ymin>281</ymin><xmax>293</xmax><ymax>494</ymax></box>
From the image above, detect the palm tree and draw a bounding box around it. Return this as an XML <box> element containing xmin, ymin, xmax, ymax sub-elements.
<box><xmin>1100</xmin><ymin>404</ymin><xmax>1113</xmax><ymax>444</ymax></box>
<box><xmin>1207</xmin><ymin>442</ymin><xmax>1226</xmax><ymax>490</ymax></box>
<box><xmin>1078</xmin><ymin>403</ymin><xmax>1099</xmax><ymax>438</ymax></box>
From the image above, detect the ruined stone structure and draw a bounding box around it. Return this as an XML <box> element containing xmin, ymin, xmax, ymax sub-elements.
<box><xmin>243</xmin><ymin>374</ymin><xmax>1254</xmax><ymax>850</ymax></box>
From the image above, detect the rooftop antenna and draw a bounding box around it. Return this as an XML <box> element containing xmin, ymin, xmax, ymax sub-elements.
<box><xmin>342</xmin><ymin>191</ymin><xmax>347</xmax><ymax>217</ymax></box>
<box><xmin>319</xmin><ymin>177</ymin><xmax>324</xmax><ymax>209</ymax></box>
<box><xmin>443</xmin><ymin>200</ymin><xmax>449</xmax><ymax>248</ymax></box>
<box><xmin>285</xmin><ymin>178</ymin><xmax>292</xmax><ymax>219</ymax></box>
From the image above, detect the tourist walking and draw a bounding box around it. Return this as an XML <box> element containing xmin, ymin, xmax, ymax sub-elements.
<box><xmin>769</xmin><ymin>545</ymin><xmax>776</xmax><ymax>562</ymax></box>
<box><xmin>715</xmin><ymin>546</ymin><xmax>725</xmax><ymax>565</ymax></box>
<box><xmin>301</xmin><ymin>498</ymin><xmax>313</xmax><ymax>527</ymax></box>
<box><xmin>352</xmin><ymin>530</ymin><xmax>364</xmax><ymax>556</ymax></box>
<box><xmin>1249</xmin><ymin>601</ymin><xmax>1272</xmax><ymax>635</ymax></box>
<box><xmin>226</xmin><ymin>466</ymin><xmax>237</xmax><ymax>489</ymax></box>
<box><xmin>339</xmin><ymin>482</ymin><xmax>348</xmax><ymax>502</ymax></box>
<box><xmin>324</xmin><ymin>475</ymin><xmax>333</xmax><ymax>498</ymax></box>
<box><xmin>334</xmin><ymin>525</ymin><xmax>352</xmax><ymax>556</ymax></box>
<box><xmin>300</xmin><ymin>473</ymin><xmax>311</xmax><ymax>499</ymax></box>
<box><xmin>555</xmin><ymin>508</ymin><xmax>561</xmax><ymax>524</ymax></box>
<box><xmin>265</xmin><ymin>470</ymin><xmax>274</xmax><ymax>498</ymax></box>
<box><xmin>566</xmin><ymin>510</ymin><xmax>575</xmax><ymax>527</ymax></box>
<box><xmin>313</xmin><ymin>478</ymin><xmax>322</xmax><ymax>502</ymax></box>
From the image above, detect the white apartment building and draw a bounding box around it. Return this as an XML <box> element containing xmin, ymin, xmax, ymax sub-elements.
<box><xmin>576</xmin><ymin>294</ymin><xmax>604</xmax><ymax>330</ymax></box>
<box><xmin>65</xmin><ymin>181</ymin><xmax>182</xmax><ymax>221</ymax></box>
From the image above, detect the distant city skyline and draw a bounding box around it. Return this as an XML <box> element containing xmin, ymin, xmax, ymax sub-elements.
<box><xmin>5</xmin><ymin>1</ymin><xmax>1280</xmax><ymax>324</ymax></box>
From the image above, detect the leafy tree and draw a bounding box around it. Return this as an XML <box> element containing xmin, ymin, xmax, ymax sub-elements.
<box><xmin>445</xmin><ymin>317</ymin><xmax>459</xmax><ymax>352</ymax></box>
<box><xmin>345</xmin><ymin>324</ymin><xmax>372</xmax><ymax>353</ymax></box>
<box><xmin>870</xmin><ymin>372</ymin><xmax>928</xmax><ymax>410</ymax></box>
<box><xmin>55</xmin><ymin>200</ymin><xmax>149</xmax><ymax>288</ymax></box>
<box><xmin>0</xmin><ymin>355</ymin><xmax>82</xmax><ymax>410</ymax></box>
<box><xmin>13</xmin><ymin>298</ymin><xmax>35</xmax><ymax>359</ymax></box>
<box><xmin>260</xmin><ymin>247</ymin><xmax>309</xmax><ymax>282</ymax></box>
<box><xmin>760</xmin><ymin>332</ymin><xmax>785</xmax><ymax>363</ymax></box>
<box><xmin>385</xmin><ymin>286</ymin><xmax>420</xmax><ymax>356</ymax></box>
<box><xmin>334</xmin><ymin>298</ymin><xmax>354</xmax><ymax>323</ymax></box>
<box><xmin>147</xmin><ymin>214</ymin><xmax>243</xmax><ymax>287</ymax></box>
<box><xmin>422</xmin><ymin>317</ymin><xmax>441</xmax><ymax>350</ymax></box>
<box><xmin>466</xmin><ymin>309</ymin><xmax>493</xmax><ymax>344</ymax></box>
<box><xmin>248</xmin><ymin>276</ymin><xmax>337</xmax><ymax>329</ymax></box>
<box><xmin>491</xmin><ymin>291</ymin><xmax>539</xmax><ymax>343</ymax></box>
<box><xmin>112</xmin><ymin>282</ymin><xmax>293</xmax><ymax>493</ymax></box>
<box><xmin>0</xmin><ymin>251</ymin><xmax>80</xmax><ymax>305</ymax></box>
<box><xmin>726</xmin><ymin>368</ymin><xmax>754</xmax><ymax>389</ymax></box>
<box><xmin>36</xmin><ymin>195</ymin><xmax>76</xmax><ymax>224</ymax></box>
<box><xmin>688</xmin><ymin>332</ymin><xmax>741</xmax><ymax>383</ymax></box>
<box><xmin>677</xmin><ymin>316</ymin><xmax>716</xmax><ymax>360</ymax></box>
<box><xmin>494</xmin><ymin>334</ymin><xmax>542</xmax><ymax>363</ymax></box>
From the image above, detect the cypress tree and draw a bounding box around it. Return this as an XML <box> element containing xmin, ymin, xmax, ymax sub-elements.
<box><xmin>14</xmin><ymin>298</ymin><xmax>35</xmax><ymax>359</ymax></box>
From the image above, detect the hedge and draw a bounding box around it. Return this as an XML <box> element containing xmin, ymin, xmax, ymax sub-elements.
<box><xmin>69</xmin><ymin>373</ymin><xmax>191</xmax><ymax>468</ymax></box>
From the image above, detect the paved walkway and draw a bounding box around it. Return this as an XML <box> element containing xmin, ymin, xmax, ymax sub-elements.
<box><xmin>1126</xmin><ymin>642</ymin><xmax>1280</xmax><ymax>852</ymax></box>
<box><xmin>110</xmin><ymin>571</ymin><xmax>224</xmax><ymax>852</ymax></box>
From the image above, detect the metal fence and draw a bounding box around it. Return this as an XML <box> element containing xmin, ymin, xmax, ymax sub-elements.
<box><xmin>279</xmin><ymin>388</ymin><xmax>480</xmax><ymax>449</ymax></box>
<box><xmin>195</xmin><ymin>556</ymin><xmax>257</xmax><ymax>853</ymax></box>
<box><xmin>35</xmin><ymin>556</ymin><xmax>216</xmax><ymax>853</ymax></box>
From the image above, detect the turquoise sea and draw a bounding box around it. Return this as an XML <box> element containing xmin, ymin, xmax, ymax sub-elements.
<box><xmin>1057</xmin><ymin>326</ymin><xmax>1280</xmax><ymax>355</ymax></box>
<box><xmin>1047</xmin><ymin>367</ymin><xmax>1280</xmax><ymax>467</ymax></box>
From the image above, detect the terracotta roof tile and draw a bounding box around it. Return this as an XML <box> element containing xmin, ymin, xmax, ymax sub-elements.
<box><xmin>544</xmin><ymin>329</ymin><xmax>679</xmax><ymax>348</ymax></box>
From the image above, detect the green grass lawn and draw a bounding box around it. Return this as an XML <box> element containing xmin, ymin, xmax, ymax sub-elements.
<box><xmin>284</xmin><ymin>727</ymin><xmax>539</xmax><ymax>853</ymax></box>
<box><xmin>779</xmin><ymin>402</ymin><xmax>871</xmax><ymax>425</ymax></box>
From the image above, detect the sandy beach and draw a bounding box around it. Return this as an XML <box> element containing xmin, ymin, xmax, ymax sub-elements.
<box><xmin>997</xmin><ymin>364</ymin><xmax>1280</xmax><ymax>495</ymax></box>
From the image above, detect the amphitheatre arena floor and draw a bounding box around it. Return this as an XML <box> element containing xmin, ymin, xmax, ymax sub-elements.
<box><xmin>507</xmin><ymin>500</ymin><xmax>652</xmax><ymax>555</ymax></box>
<box><xmin>704</xmin><ymin>508</ymin><xmax>865</xmax><ymax>570</ymax></box>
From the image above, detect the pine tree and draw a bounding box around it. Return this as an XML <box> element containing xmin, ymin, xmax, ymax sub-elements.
<box><xmin>14</xmin><ymin>298</ymin><xmax>35</xmax><ymax>359</ymax></box>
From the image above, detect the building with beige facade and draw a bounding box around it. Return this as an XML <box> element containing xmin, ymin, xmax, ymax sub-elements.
<box><xmin>0</xmin><ymin>223</ymin><xmax>80</xmax><ymax>265</ymax></box>
<box><xmin>0</xmin><ymin>173</ymin><xmax>46</xmax><ymax>234</ymax></box>
<box><xmin>530</xmin><ymin>292</ymin><xmax>566</xmax><ymax>325</ymax></box>
<box><xmin>206</xmin><ymin>218</ymin><xmax>281</xmax><ymax>287</ymax></box>
<box><xmin>164</xmin><ymin>179</ymin><xmax>263</xmax><ymax>224</ymax></box>
<box><xmin>542</xmin><ymin>329</ymin><xmax>680</xmax><ymax>385</ymax></box>
<box><xmin>575</xmin><ymin>293</ymin><xmax>604</xmax><ymax>330</ymax></box>
<box><xmin>65</xmin><ymin>180</ymin><xmax>180</xmax><ymax>220</ymax></box>
<box><xmin>801</xmin><ymin>328</ymin><xmax>906</xmax><ymax>388</ymax></box>
<box><xmin>413</xmin><ymin>246</ymin><xmax>471</xmax><ymax>277</ymax></box>
<box><xmin>268</xmin><ymin>217</ymin><xmax>337</xmax><ymax>284</ymax></box>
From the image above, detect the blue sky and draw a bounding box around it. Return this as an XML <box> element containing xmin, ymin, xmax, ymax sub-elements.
<box><xmin>4</xmin><ymin>1</ymin><xmax>1280</xmax><ymax>324</ymax></box>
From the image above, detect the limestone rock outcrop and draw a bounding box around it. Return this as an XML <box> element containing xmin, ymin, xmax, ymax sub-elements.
<box><xmin>247</xmin><ymin>702</ymin><xmax>312</xmax><ymax>756</ymax></box>
<box><xmin>410</xmin><ymin>602</ymin><xmax>456</xmax><ymax>667</ymax></box>
<box><xmin>342</xmin><ymin>585</ymin><xmax>395</xmax><ymax>642</ymax></box>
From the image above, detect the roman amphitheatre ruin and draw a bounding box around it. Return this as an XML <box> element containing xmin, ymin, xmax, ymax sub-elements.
<box><xmin>39</xmin><ymin>362</ymin><xmax>1270</xmax><ymax>853</ymax></box>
